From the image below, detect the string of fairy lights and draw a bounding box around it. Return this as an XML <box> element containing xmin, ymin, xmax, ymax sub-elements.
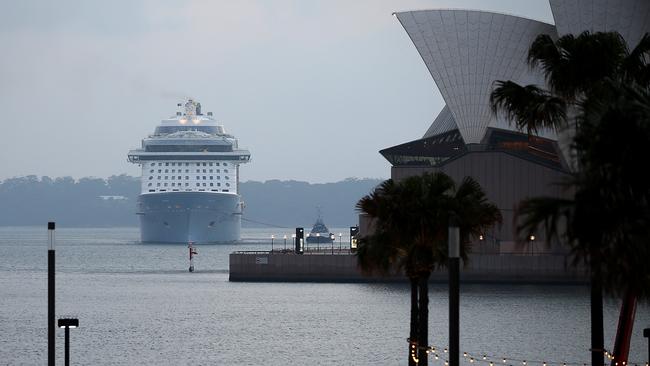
<box><xmin>407</xmin><ymin>340</ymin><xmax>649</xmax><ymax>366</ymax></box>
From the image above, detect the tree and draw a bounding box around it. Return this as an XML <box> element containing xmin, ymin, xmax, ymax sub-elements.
<box><xmin>490</xmin><ymin>31</ymin><xmax>650</xmax><ymax>366</ymax></box>
<box><xmin>356</xmin><ymin>172</ymin><xmax>501</xmax><ymax>365</ymax></box>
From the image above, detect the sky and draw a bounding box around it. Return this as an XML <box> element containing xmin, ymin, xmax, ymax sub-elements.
<box><xmin>0</xmin><ymin>0</ymin><xmax>553</xmax><ymax>183</ymax></box>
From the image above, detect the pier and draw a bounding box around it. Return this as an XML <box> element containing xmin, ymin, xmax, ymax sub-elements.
<box><xmin>229</xmin><ymin>250</ymin><xmax>588</xmax><ymax>284</ymax></box>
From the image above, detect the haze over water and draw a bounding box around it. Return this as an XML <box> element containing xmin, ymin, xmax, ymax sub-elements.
<box><xmin>1</xmin><ymin>227</ymin><xmax>648</xmax><ymax>365</ymax></box>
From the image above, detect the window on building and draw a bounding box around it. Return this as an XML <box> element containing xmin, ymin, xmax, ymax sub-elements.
<box><xmin>209</xmin><ymin>163</ymin><xmax>213</xmax><ymax>166</ymax></box>
<box><xmin>202</xmin><ymin>162</ymin><xmax>206</xmax><ymax>166</ymax></box>
<box><xmin>216</xmin><ymin>163</ymin><xmax>220</xmax><ymax>166</ymax></box>
<box><xmin>157</xmin><ymin>176</ymin><xmax>161</xmax><ymax>179</ymax></box>
<box><xmin>185</xmin><ymin>183</ymin><xmax>189</xmax><ymax>186</ymax></box>
<box><xmin>203</xmin><ymin>176</ymin><xmax>206</xmax><ymax>180</ymax></box>
<box><xmin>149</xmin><ymin>169</ymin><xmax>154</xmax><ymax>173</ymax></box>
<box><xmin>216</xmin><ymin>169</ymin><xmax>220</xmax><ymax>173</ymax></box>
<box><xmin>185</xmin><ymin>169</ymin><xmax>189</xmax><ymax>173</ymax></box>
<box><xmin>164</xmin><ymin>183</ymin><xmax>168</xmax><ymax>187</ymax></box>
<box><xmin>171</xmin><ymin>183</ymin><xmax>175</xmax><ymax>187</ymax></box>
<box><xmin>158</xmin><ymin>163</ymin><xmax>162</xmax><ymax>166</ymax></box>
<box><xmin>149</xmin><ymin>176</ymin><xmax>153</xmax><ymax>180</ymax></box>
<box><xmin>165</xmin><ymin>163</ymin><xmax>169</xmax><ymax>166</ymax></box>
<box><xmin>172</xmin><ymin>169</ymin><xmax>175</xmax><ymax>173</ymax></box>
<box><xmin>202</xmin><ymin>169</ymin><xmax>206</xmax><ymax>173</ymax></box>
<box><xmin>209</xmin><ymin>169</ymin><xmax>213</xmax><ymax>173</ymax></box>
<box><xmin>209</xmin><ymin>176</ymin><xmax>213</xmax><ymax>180</ymax></box>
<box><xmin>158</xmin><ymin>169</ymin><xmax>162</xmax><ymax>173</ymax></box>
<box><xmin>178</xmin><ymin>176</ymin><xmax>181</xmax><ymax>180</ymax></box>
<box><xmin>202</xmin><ymin>183</ymin><xmax>206</xmax><ymax>186</ymax></box>
<box><xmin>185</xmin><ymin>176</ymin><xmax>189</xmax><ymax>180</ymax></box>
<box><xmin>150</xmin><ymin>163</ymin><xmax>155</xmax><ymax>166</ymax></box>
<box><xmin>196</xmin><ymin>183</ymin><xmax>200</xmax><ymax>187</ymax></box>
<box><xmin>196</xmin><ymin>169</ymin><xmax>200</xmax><ymax>173</ymax></box>
<box><xmin>217</xmin><ymin>183</ymin><xmax>221</xmax><ymax>187</ymax></box>
<box><xmin>224</xmin><ymin>169</ymin><xmax>229</xmax><ymax>173</ymax></box>
<box><xmin>157</xmin><ymin>183</ymin><xmax>161</xmax><ymax>187</ymax></box>
<box><xmin>225</xmin><ymin>176</ymin><xmax>229</xmax><ymax>180</ymax></box>
<box><xmin>226</xmin><ymin>183</ymin><xmax>230</xmax><ymax>187</ymax></box>
<box><xmin>223</xmin><ymin>163</ymin><xmax>227</xmax><ymax>166</ymax></box>
<box><xmin>209</xmin><ymin>183</ymin><xmax>213</xmax><ymax>187</ymax></box>
<box><xmin>148</xmin><ymin>183</ymin><xmax>152</xmax><ymax>186</ymax></box>
<box><xmin>172</xmin><ymin>162</ymin><xmax>176</xmax><ymax>166</ymax></box>
<box><xmin>217</xmin><ymin>176</ymin><xmax>220</xmax><ymax>180</ymax></box>
<box><xmin>223</xmin><ymin>189</ymin><xmax>229</xmax><ymax>192</ymax></box>
<box><xmin>149</xmin><ymin>189</ymin><xmax>155</xmax><ymax>192</ymax></box>
<box><xmin>165</xmin><ymin>169</ymin><xmax>168</xmax><ymax>173</ymax></box>
<box><xmin>165</xmin><ymin>176</ymin><xmax>168</xmax><ymax>180</ymax></box>
<box><xmin>185</xmin><ymin>163</ymin><xmax>189</xmax><ymax>166</ymax></box>
<box><xmin>196</xmin><ymin>163</ymin><xmax>200</xmax><ymax>166</ymax></box>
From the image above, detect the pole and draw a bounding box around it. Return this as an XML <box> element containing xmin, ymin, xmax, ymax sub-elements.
<box><xmin>284</xmin><ymin>235</ymin><xmax>287</xmax><ymax>251</ymax></box>
<box><xmin>64</xmin><ymin>326</ymin><xmax>70</xmax><ymax>366</ymax></box>
<box><xmin>449</xmin><ymin>224</ymin><xmax>460</xmax><ymax>366</ymax></box>
<box><xmin>48</xmin><ymin>222</ymin><xmax>55</xmax><ymax>366</ymax></box>
<box><xmin>188</xmin><ymin>242</ymin><xmax>195</xmax><ymax>272</ymax></box>
<box><xmin>643</xmin><ymin>328</ymin><xmax>650</xmax><ymax>362</ymax></box>
<box><xmin>271</xmin><ymin>235</ymin><xmax>274</xmax><ymax>252</ymax></box>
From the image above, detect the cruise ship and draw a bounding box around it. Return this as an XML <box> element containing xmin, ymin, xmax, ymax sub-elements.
<box><xmin>127</xmin><ymin>99</ymin><xmax>251</xmax><ymax>243</ymax></box>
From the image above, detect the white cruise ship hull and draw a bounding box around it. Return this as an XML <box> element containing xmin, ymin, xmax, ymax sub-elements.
<box><xmin>137</xmin><ymin>192</ymin><xmax>242</xmax><ymax>243</ymax></box>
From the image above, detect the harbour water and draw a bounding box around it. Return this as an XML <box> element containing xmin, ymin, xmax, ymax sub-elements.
<box><xmin>0</xmin><ymin>227</ymin><xmax>648</xmax><ymax>365</ymax></box>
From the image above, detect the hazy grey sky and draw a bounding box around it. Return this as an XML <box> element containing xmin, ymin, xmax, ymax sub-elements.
<box><xmin>0</xmin><ymin>0</ymin><xmax>553</xmax><ymax>183</ymax></box>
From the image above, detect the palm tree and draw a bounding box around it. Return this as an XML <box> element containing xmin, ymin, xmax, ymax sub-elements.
<box><xmin>357</xmin><ymin>172</ymin><xmax>501</xmax><ymax>365</ymax></box>
<box><xmin>490</xmin><ymin>31</ymin><xmax>650</xmax><ymax>366</ymax></box>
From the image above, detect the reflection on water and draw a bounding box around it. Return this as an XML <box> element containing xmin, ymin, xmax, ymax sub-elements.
<box><xmin>0</xmin><ymin>227</ymin><xmax>648</xmax><ymax>365</ymax></box>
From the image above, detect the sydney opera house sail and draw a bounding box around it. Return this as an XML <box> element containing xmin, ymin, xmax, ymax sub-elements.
<box><xmin>550</xmin><ymin>0</ymin><xmax>650</xmax><ymax>47</ymax></box>
<box><xmin>395</xmin><ymin>10</ymin><xmax>556</xmax><ymax>144</ymax></box>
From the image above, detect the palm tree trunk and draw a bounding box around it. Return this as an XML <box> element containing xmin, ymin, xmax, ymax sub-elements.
<box><xmin>591</xmin><ymin>256</ymin><xmax>604</xmax><ymax>366</ymax></box>
<box><xmin>418</xmin><ymin>273</ymin><xmax>431</xmax><ymax>366</ymax></box>
<box><xmin>610</xmin><ymin>290</ymin><xmax>638</xmax><ymax>365</ymax></box>
<box><xmin>410</xmin><ymin>277</ymin><xmax>419</xmax><ymax>366</ymax></box>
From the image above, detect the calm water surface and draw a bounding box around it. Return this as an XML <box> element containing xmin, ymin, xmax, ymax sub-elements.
<box><xmin>0</xmin><ymin>227</ymin><xmax>648</xmax><ymax>365</ymax></box>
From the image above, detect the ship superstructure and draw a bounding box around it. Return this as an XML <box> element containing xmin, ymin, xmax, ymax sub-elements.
<box><xmin>127</xmin><ymin>99</ymin><xmax>251</xmax><ymax>243</ymax></box>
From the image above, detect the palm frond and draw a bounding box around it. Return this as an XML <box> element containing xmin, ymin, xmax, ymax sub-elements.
<box><xmin>490</xmin><ymin>80</ymin><xmax>567</xmax><ymax>134</ymax></box>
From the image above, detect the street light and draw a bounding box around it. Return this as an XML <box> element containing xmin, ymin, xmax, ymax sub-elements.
<box><xmin>449</xmin><ymin>220</ymin><xmax>460</xmax><ymax>366</ymax></box>
<box><xmin>316</xmin><ymin>233</ymin><xmax>320</xmax><ymax>251</ymax></box>
<box><xmin>283</xmin><ymin>235</ymin><xmax>287</xmax><ymax>251</ymax></box>
<box><xmin>58</xmin><ymin>318</ymin><xmax>79</xmax><ymax>366</ymax></box>
<box><xmin>643</xmin><ymin>328</ymin><xmax>650</xmax><ymax>360</ymax></box>
<box><xmin>338</xmin><ymin>233</ymin><xmax>342</xmax><ymax>252</ymax></box>
<box><xmin>330</xmin><ymin>233</ymin><xmax>335</xmax><ymax>254</ymax></box>
<box><xmin>528</xmin><ymin>234</ymin><xmax>536</xmax><ymax>255</ymax></box>
<box><xmin>271</xmin><ymin>235</ymin><xmax>275</xmax><ymax>252</ymax></box>
<box><xmin>48</xmin><ymin>222</ymin><xmax>56</xmax><ymax>366</ymax></box>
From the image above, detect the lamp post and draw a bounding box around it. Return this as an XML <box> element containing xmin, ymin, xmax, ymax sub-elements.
<box><xmin>330</xmin><ymin>233</ymin><xmax>335</xmax><ymax>254</ymax></box>
<box><xmin>316</xmin><ymin>233</ymin><xmax>320</xmax><ymax>251</ymax></box>
<box><xmin>338</xmin><ymin>233</ymin><xmax>342</xmax><ymax>252</ymax></box>
<box><xmin>48</xmin><ymin>222</ymin><xmax>55</xmax><ymax>366</ymax></box>
<box><xmin>643</xmin><ymin>328</ymin><xmax>650</xmax><ymax>362</ymax></box>
<box><xmin>58</xmin><ymin>318</ymin><xmax>79</xmax><ymax>366</ymax></box>
<box><xmin>283</xmin><ymin>235</ymin><xmax>287</xmax><ymax>251</ymax></box>
<box><xmin>271</xmin><ymin>235</ymin><xmax>275</xmax><ymax>252</ymax></box>
<box><xmin>449</xmin><ymin>221</ymin><xmax>460</xmax><ymax>366</ymax></box>
<box><xmin>529</xmin><ymin>234</ymin><xmax>536</xmax><ymax>255</ymax></box>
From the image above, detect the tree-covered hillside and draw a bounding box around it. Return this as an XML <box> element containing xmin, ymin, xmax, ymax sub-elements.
<box><xmin>0</xmin><ymin>175</ymin><xmax>382</xmax><ymax>228</ymax></box>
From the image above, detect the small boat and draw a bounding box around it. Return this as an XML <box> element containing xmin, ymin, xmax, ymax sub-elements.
<box><xmin>306</xmin><ymin>211</ymin><xmax>334</xmax><ymax>244</ymax></box>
